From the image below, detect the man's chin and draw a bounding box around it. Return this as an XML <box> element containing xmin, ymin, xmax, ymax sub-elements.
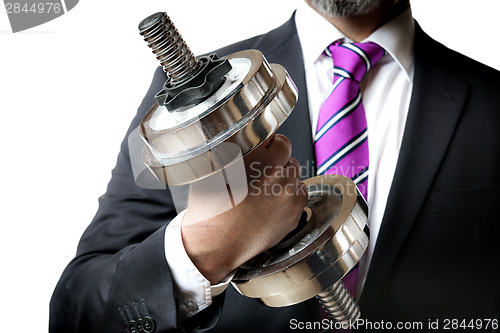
<box><xmin>306</xmin><ymin>0</ymin><xmax>383</xmax><ymax>17</ymax></box>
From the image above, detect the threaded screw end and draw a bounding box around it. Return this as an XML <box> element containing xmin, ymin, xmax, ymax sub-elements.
<box><xmin>139</xmin><ymin>12</ymin><xmax>200</xmax><ymax>84</ymax></box>
<box><xmin>316</xmin><ymin>281</ymin><xmax>361</xmax><ymax>323</ymax></box>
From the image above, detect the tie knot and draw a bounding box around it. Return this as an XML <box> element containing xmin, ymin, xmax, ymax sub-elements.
<box><xmin>325</xmin><ymin>42</ymin><xmax>385</xmax><ymax>82</ymax></box>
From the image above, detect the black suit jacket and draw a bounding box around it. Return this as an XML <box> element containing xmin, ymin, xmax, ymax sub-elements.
<box><xmin>50</xmin><ymin>13</ymin><xmax>500</xmax><ymax>332</ymax></box>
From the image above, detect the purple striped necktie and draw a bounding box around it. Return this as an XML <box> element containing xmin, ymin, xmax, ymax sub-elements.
<box><xmin>315</xmin><ymin>41</ymin><xmax>384</xmax><ymax>323</ymax></box>
<box><xmin>315</xmin><ymin>41</ymin><xmax>385</xmax><ymax>201</ymax></box>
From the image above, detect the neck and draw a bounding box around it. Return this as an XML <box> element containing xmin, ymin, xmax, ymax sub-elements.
<box><xmin>312</xmin><ymin>0</ymin><xmax>410</xmax><ymax>42</ymax></box>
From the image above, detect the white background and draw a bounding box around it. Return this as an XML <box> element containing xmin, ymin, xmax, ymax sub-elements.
<box><xmin>0</xmin><ymin>0</ymin><xmax>499</xmax><ymax>331</ymax></box>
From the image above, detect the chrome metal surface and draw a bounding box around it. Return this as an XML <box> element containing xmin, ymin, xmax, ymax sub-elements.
<box><xmin>232</xmin><ymin>175</ymin><xmax>369</xmax><ymax>312</ymax></box>
<box><xmin>139</xmin><ymin>12</ymin><xmax>200</xmax><ymax>83</ymax></box>
<box><xmin>140</xmin><ymin>50</ymin><xmax>298</xmax><ymax>185</ymax></box>
<box><xmin>317</xmin><ymin>282</ymin><xmax>361</xmax><ymax>323</ymax></box>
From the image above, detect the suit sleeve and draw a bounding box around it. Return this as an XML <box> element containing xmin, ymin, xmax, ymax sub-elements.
<box><xmin>49</xmin><ymin>67</ymin><xmax>223</xmax><ymax>333</ymax></box>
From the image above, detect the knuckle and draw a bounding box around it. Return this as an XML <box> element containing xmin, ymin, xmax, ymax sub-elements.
<box><xmin>274</xmin><ymin>134</ymin><xmax>291</xmax><ymax>147</ymax></box>
<box><xmin>287</xmin><ymin>158</ymin><xmax>302</xmax><ymax>178</ymax></box>
<box><xmin>270</xmin><ymin>135</ymin><xmax>292</xmax><ymax>157</ymax></box>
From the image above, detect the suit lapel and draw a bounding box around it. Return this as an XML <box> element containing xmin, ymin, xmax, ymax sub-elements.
<box><xmin>251</xmin><ymin>14</ymin><xmax>315</xmax><ymax>170</ymax></box>
<box><xmin>359</xmin><ymin>24</ymin><xmax>468</xmax><ymax>314</ymax></box>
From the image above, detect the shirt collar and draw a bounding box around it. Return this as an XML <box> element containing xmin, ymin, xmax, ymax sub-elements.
<box><xmin>295</xmin><ymin>1</ymin><xmax>415</xmax><ymax>82</ymax></box>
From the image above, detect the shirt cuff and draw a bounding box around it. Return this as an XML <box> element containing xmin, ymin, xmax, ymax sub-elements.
<box><xmin>164</xmin><ymin>210</ymin><xmax>234</xmax><ymax>320</ymax></box>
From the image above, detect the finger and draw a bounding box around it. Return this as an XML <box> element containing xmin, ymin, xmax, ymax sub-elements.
<box><xmin>265</xmin><ymin>134</ymin><xmax>292</xmax><ymax>167</ymax></box>
<box><xmin>243</xmin><ymin>135</ymin><xmax>274</xmax><ymax>166</ymax></box>
<box><xmin>262</xmin><ymin>134</ymin><xmax>275</xmax><ymax>149</ymax></box>
<box><xmin>285</xmin><ymin>157</ymin><xmax>302</xmax><ymax>180</ymax></box>
<box><xmin>244</xmin><ymin>134</ymin><xmax>293</xmax><ymax>180</ymax></box>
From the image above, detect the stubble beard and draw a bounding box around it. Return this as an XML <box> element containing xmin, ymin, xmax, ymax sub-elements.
<box><xmin>307</xmin><ymin>0</ymin><xmax>384</xmax><ymax>17</ymax></box>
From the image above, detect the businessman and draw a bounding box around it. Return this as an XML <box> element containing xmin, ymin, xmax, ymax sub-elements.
<box><xmin>50</xmin><ymin>0</ymin><xmax>500</xmax><ymax>332</ymax></box>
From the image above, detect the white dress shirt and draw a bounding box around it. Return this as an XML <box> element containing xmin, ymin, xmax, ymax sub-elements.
<box><xmin>295</xmin><ymin>2</ymin><xmax>414</xmax><ymax>296</ymax></box>
<box><xmin>164</xmin><ymin>1</ymin><xmax>415</xmax><ymax>318</ymax></box>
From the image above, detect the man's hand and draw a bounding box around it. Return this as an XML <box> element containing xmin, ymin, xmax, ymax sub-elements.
<box><xmin>181</xmin><ymin>134</ymin><xmax>308</xmax><ymax>284</ymax></box>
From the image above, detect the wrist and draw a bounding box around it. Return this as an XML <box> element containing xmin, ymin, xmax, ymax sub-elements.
<box><xmin>181</xmin><ymin>222</ymin><xmax>238</xmax><ymax>284</ymax></box>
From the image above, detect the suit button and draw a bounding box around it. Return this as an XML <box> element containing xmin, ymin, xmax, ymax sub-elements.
<box><xmin>142</xmin><ymin>316</ymin><xmax>155</xmax><ymax>333</ymax></box>
<box><xmin>127</xmin><ymin>320</ymin><xmax>137</xmax><ymax>333</ymax></box>
<box><xmin>134</xmin><ymin>318</ymin><xmax>144</xmax><ymax>332</ymax></box>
